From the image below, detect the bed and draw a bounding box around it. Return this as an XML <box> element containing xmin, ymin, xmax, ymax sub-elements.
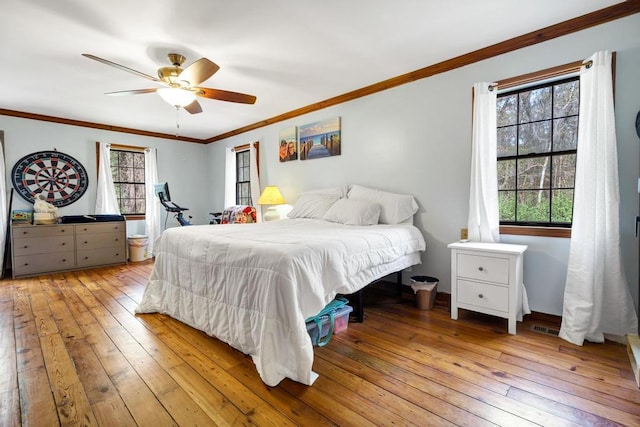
<box><xmin>135</xmin><ymin>185</ymin><xmax>426</xmax><ymax>386</ymax></box>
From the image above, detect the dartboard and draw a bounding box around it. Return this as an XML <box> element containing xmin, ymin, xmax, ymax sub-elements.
<box><xmin>11</xmin><ymin>151</ymin><xmax>89</xmax><ymax>207</ymax></box>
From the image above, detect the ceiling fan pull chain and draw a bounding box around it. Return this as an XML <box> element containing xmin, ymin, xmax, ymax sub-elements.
<box><xmin>175</xmin><ymin>106</ymin><xmax>180</xmax><ymax>137</ymax></box>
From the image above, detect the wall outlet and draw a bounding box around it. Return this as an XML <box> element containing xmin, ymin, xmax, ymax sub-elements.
<box><xmin>460</xmin><ymin>228</ymin><xmax>468</xmax><ymax>240</ymax></box>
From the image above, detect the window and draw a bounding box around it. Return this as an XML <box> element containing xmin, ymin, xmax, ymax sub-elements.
<box><xmin>497</xmin><ymin>76</ymin><xmax>579</xmax><ymax>230</ymax></box>
<box><xmin>235</xmin><ymin>148</ymin><xmax>252</xmax><ymax>206</ymax></box>
<box><xmin>110</xmin><ymin>147</ymin><xmax>145</xmax><ymax>216</ymax></box>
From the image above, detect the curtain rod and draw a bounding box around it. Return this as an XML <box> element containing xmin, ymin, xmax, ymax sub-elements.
<box><xmin>487</xmin><ymin>58</ymin><xmax>593</xmax><ymax>92</ymax></box>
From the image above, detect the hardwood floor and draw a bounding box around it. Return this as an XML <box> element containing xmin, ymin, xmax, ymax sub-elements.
<box><xmin>1</xmin><ymin>261</ymin><xmax>639</xmax><ymax>426</ymax></box>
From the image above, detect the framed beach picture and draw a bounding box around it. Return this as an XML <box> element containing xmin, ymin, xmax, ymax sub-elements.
<box><xmin>278</xmin><ymin>126</ymin><xmax>298</xmax><ymax>162</ymax></box>
<box><xmin>298</xmin><ymin>117</ymin><xmax>341</xmax><ymax>161</ymax></box>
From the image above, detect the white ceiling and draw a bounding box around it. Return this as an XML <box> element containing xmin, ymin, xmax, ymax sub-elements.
<box><xmin>0</xmin><ymin>0</ymin><xmax>622</xmax><ymax>141</ymax></box>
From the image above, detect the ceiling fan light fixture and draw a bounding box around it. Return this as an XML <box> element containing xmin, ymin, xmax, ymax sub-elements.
<box><xmin>157</xmin><ymin>87</ymin><xmax>196</xmax><ymax>107</ymax></box>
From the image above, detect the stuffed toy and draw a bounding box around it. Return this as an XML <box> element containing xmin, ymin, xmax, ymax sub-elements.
<box><xmin>33</xmin><ymin>193</ymin><xmax>58</xmax><ymax>216</ymax></box>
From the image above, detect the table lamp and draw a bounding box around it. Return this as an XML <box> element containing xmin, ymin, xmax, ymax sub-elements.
<box><xmin>257</xmin><ymin>186</ymin><xmax>286</xmax><ymax>221</ymax></box>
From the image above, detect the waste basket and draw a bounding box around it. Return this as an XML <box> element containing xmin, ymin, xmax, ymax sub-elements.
<box><xmin>128</xmin><ymin>235</ymin><xmax>149</xmax><ymax>262</ymax></box>
<box><xmin>410</xmin><ymin>276</ymin><xmax>438</xmax><ymax>310</ymax></box>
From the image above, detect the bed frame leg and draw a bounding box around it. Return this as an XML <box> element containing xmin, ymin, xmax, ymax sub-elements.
<box><xmin>353</xmin><ymin>289</ymin><xmax>364</xmax><ymax>323</ymax></box>
<box><xmin>396</xmin><ymin>270</ymin><xmax>403</xmax><ymax>297</ymax></box>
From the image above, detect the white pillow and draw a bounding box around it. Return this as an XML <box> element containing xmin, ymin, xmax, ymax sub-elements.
<box><xmin>301</xmin><ymin>185</ymin><xmax>350</xmax><ymax>199</ymax></box>
<box><xmin>347</xmin><ymin>184</ymin><xmax>418</xmax><ymax>224</ymax></box>
<box><xmin>322</xmin><ymin>198</ymin><xmax>381</xmax><ymax>226</ymax></box>
<box><xmin>287</xmin><ymin>194</ymin><xmax>339</xmax><ymax>219</ymax></box>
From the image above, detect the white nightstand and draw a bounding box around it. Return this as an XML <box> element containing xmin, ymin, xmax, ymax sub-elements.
<box><xmin>448</xmin><ymin>241</ymin><xmax>527</xmax><ymax>335</ymax></box>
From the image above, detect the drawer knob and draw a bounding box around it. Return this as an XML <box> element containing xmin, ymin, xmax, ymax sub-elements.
<box><xmin>84</xmin><ymin>241</ymin><xmax>88</xmax><ymax>244</ymax></box>
<box><xmin>61</xmin><ymin>230</ymin><xmax>65</xmax><ymax>232</ymax></box>
<box><xmin>61</xmin><ymin>242</ymin><xmax>66</xmax><ymax>246</ymax></box>
<box><xmin>478</xmin><ymin>294</ymin><xmax>484</xmax><ymax>299</ymax></box>
<box><xmin>478</xmin><ymin>267</ymin><xmax>484</xmax><ymax>272</ymax></box>
<box><xmin>62</xmin><ymin>259</ymin><xmax>66</xmax><ymax>262</ymax></box>
<box><xmin>23</xmin><ymin>245</ymin><xmax>28</xmax><ymax>249</ymax></box>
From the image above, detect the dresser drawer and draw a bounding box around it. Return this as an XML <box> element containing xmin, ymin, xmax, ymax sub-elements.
<box><xmin>13</xmin><ymin>225</ymin><xmax>74</xmax><ymax>238</ymax></box>
<box><xmin>13</xmin><ymin>251</ymin><xmax>75</xmax><ymax>276</ymax></box>
<box><xmin>13</xmin><ymin>235</ymin><xmax>74</xmax><ymax>256</ymax></box>
<box><xmin>76</xmin><ymin>233</ymin><xmax>125</xmax><ymax>250</ymax></box>
<box><xmin>456</xmin><ymin>253</ymin><xmax>509</xmax><ymax>284</ymax></box>
<box><xmin>457</xmin><ymin>279</ymin><xmax>509</xmax><ymax>313</ymax></box>
<box><xmin>77</xmin><ymin>248</ymin><xmax>126</xmax><ymax>268</ymax></box>
<box><xmin>76</xmin><ymin>222</ymin><xmax>125</xmax><ymax>235</ymax></box>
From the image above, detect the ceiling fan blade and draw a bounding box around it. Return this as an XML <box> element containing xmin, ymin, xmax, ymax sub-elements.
<box><xmin>82</xmin><ymin>53</ymin><xmax>161</xmax><ymax>83</ymax></box>
<box><xmin>196</xmin><ymin>88</ymin><xmax>257</xmax><ymax>104</ymax></box>
<box><xmin>104</xmin><ymin>88</ymin><xmax>159</xmax><ymax>96</ymax></box>
<box><xmin>183</xmin><ymin>100</ymin><xmax>203</xmax><ymax>114</ymax></box>
<box><xmin>179</xmin><ymin>58</ymin><xmax>220</xmax><ymax>86</ymax></box>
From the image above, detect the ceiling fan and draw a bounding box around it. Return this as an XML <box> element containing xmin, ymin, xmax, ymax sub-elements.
<box><xmin>82</xmin><ymin>53</ymin><xmax>257</xmax><ymax>114</ymax></box>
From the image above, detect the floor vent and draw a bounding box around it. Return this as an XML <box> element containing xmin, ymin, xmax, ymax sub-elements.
<box><xmin>531</xmin><ymin>325</ymin><xmax>560</xmax><ymax>336</ymax></box>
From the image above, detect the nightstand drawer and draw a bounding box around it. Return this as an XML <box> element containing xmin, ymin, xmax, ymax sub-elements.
<box><xmin>457</xmin><ymin>253</ymin><xmax>509</xmax><ymax>284</ymax></box>
<box><xmin>457</xmin><ymin>279</ymin><xmax>509</xmax><ymax>313</ymax></box>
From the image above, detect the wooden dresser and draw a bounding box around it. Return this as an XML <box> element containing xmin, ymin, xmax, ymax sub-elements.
<box><xmin>11</xmin><ymin>221</ymin><xmax>127</xmax><ymax>278</ymax></box>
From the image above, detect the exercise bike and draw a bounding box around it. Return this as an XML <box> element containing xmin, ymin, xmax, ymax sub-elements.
<box><xmin>154</xmin><ymin>182</ymin><xmax>192</xmax><ymax>227</ymax></box>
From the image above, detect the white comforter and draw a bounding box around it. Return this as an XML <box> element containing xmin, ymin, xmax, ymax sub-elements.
<box><xmin>135</xmin><ymin>218</ymin><xmax>425</xmax><ymax>386</ymax></box>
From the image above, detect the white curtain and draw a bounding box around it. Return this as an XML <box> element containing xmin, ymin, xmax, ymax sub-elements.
<box><xmin>467</xmin><ymin>82</ymin><xmax>500</xmax><ymax>243</ymax></box>
<box><xmin>0</xmin><ymin>141</ymin><xmax>7</xmax><ymax>276</ymax></box>
<box><xmin>144</xmin><ymin>148</ymin><xmax>161</xmax><ymax>258</ymax></box>
<box><xmin>249</xmin><ymin>142</ymin><xmax>262</xmax><ymax>222</ymax></box>
<box><xmin>559</xmin><ymin>51</ymin><xmax>638</xmax><ymax>345</ymax></box>
<box><xmin>95</xmin><ymin>142</ymin><xmax>121</xmax><ymax>214</ymax></box>
<box><xmin>224</xmin><ymin>147</ymin><xmax>236</xmax><ymax>209</ymax></box>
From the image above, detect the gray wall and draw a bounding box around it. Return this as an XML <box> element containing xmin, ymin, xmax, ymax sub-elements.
<box><xmin>0</xmin><ymin>118</ymin><xmax>211</xmax><ymax>236</ymax></box>
<box><xmin>207</xmin><ymin>14</ymin><xmax>640</xmax><ymax>316</ymax></box>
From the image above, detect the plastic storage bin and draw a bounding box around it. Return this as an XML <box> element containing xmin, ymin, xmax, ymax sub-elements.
<box><xmin>306</xmin><ymin>304</ymin><xmax>353</xmax><ymax>346</ymax></box>
<box><xmin>411</xmin><ymin>276</ymin><xmax>438</xmax><ymax>310</ymax></box>
<box><xmin>128</xmin><ymin>235</ymin><xmax>149</xmax><ymax>262</ymax></box>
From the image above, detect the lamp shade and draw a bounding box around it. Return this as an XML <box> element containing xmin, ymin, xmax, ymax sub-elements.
<box><xmin>157</xmin><ymin>87</ymin><xmax>197</xmax><ymax>107</ymax></box>
<box><xmin>257</xmin><ymin>186</ymin><xmax>285</xmax><ymax>205</ymax></box>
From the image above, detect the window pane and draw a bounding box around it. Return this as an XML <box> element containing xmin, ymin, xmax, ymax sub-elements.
<box><xmin>553</xmin><ymin>117</ymin><xmax>578</xmax><ymax>151</ymax></box>
<box><xmin>497</xmin><ymin>95</ymin><xmax>517</xmax><ymax>127</ymax></box>
<box><xmin>553</xmin><ymin>80</ymin><xmax>579</xmax><ymax>117</ymax></box>
<box><xmin>121</xmin><ymin>167</ymin><xmax>133</xmax><ymax>182</ymax></box>
<box><xmin>122</xmin><ymin>198</ymin><xmax>135</xmax><ymax>214</ymax></box>
<box><xmin>119</xmin><ymin>151</ymin><xmax>133</xmax><ymax>166</ymax></box>
<box><xmin>133</xmin><ymin>168</ymin><xmax>145</xmax><ymax>183</ymax></box>
<box><xmin>135</xmin><ymin>199</ymin><xmax>146</xmax><ymax>214</ymax></box>
<box><xmin>552</xmin><ymin>154</ymin><xmax>576</xmax><ymax>189</ymax></box>
<box><xmin>497</xmin><ymin>159</ymin><xmax>516</xmax><ymax>190</ymax></box>
<box><xmin>135</xmin><ymin>184</ymin><xmax>145</xmax><ymax>199</ymax></box>
<box><xmin>551</xmin><ymin>189</ymin><xmax>574</xmax><ymax>223</ymax></box>
<box><xmin>517</xmin><ymin>157</ymin><xmax>550</xmax><ymax>190</ymax></box>
<box><xmin>497</xmin><ymin>126</ymin><xmax>517</xmax><ymax>157</ymax></box>
<box><xmin>517</xmin><ymin>190</ymin><xmax>550</xmax><ymax>222</ymax></box>
<box><xmin>499</xmin><ymin>191</ymin><xmax>515</xmax><ymax>221</ymax></box>
<box><xmin>518</xmin><ymin>121</ymin><xmax>551</xmax><ymax>155</ymax></box>
<box><xmin>132</xmin><ymin>153</ymin><xmax>144</xmax><ymax>168</ymax></box>
<box><xmin>518</xmin><ymin>87</ymin><xmax>551</xmax><ymax>124</ymax></box>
